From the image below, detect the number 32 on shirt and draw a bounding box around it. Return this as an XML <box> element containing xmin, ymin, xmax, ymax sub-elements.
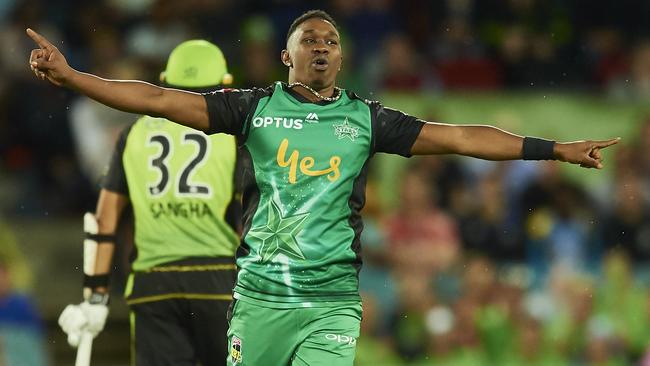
<box><xmin>146</xmin><ymin>132</ymin><xmax>212</xmax><ymax>198</ymax></box>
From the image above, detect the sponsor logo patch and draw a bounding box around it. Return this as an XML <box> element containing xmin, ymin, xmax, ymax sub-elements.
<box><xmin>251</xmin><ymin>116</ymin><xmax>303</xmax><ymax>130</ymax></box>
<box><xmin>305</xmin><ymin>112</ymin><xmax>319</xmax><ymax>123</ymax></box>
<box><xmin>333</xmin><ymin>118</ymin><xmax>359</xmax><ymax>141</ymax></box>
<box><xmin>275</xmin><ymin>138</ymin><xmax>341</xmax><ymax>184</ymax></box>
<box><xmin>325</xmin><ymin>333</ymin><xmax>357</xmax><ymax>346</ymax></box>
<box><xmin>230</xmin><ymin>336</ymin><xmax>242</xmax><ymax>364</ymax></box>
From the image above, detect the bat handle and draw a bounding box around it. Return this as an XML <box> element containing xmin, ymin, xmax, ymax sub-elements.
<box><xmin>75</xmin><ymin>332</ymin><xmax>94</xmax><ymax>366</ymax></box>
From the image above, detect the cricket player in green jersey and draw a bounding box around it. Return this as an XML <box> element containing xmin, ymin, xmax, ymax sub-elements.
<box><xmin>28</xmin><ymin>9</ymin><xmax>619</xmax><ymax>365</ymax></box>
<box><xmin>57</xmin><ymin>40</ymin><xmax>240</xmax><ymax>365</ymax></box>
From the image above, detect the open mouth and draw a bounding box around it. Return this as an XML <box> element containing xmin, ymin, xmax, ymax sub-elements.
<box><xmin>312</xmin><ymin>58</ymin><xmax>329</xmax><ymax>71</ymax></box>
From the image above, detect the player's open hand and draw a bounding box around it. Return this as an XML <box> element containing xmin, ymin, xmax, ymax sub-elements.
<box><xmin>554</xmin><ymin>138</ymin><xmax>620</xmax><ymax>169</ymax></box>
<box><xmin>26</xmin><ymin>28</ymin><xmax>71</xmax><ymax>86</ymax></box>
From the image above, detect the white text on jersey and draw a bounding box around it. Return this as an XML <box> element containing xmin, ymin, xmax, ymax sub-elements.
<box><xmin>252</xmin><ymin>116</ymin><xmax>303</xmax><ymax>130</ymax></box>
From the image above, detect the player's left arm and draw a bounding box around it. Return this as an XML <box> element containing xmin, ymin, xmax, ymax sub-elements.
<box><xmin>410</xmin><ymin>122</ymin><xmax>620</xmax><ymax>169</ymax></box>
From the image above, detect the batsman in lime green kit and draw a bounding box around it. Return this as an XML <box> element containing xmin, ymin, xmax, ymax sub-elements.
<box><xmin>28</xmin><ymin>9</ymin><xmax>619</xmax><ymax>366</ymax></box>
<box><xmin>57</xmin><ymin>40</ymin><xmax>240</xmax><ymax>366</ymax></box>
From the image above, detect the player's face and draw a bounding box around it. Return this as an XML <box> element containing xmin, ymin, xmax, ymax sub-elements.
<box><xmin>284</xmin><ymin>18</ymin><xmax>342</xmax><ymax>90</ymax></box>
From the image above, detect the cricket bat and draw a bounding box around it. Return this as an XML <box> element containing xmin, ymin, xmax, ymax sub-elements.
<box><xmin>77</xmin><ymin>212</ymin><xmax>99</xmax><ymax>366</ymax></box>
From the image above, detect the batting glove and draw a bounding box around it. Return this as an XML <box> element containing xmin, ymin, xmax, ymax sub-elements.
<box><xmin>58</xmin><ymin>293</ymin><xmax>109</xmax><ymax>347</ymax></box>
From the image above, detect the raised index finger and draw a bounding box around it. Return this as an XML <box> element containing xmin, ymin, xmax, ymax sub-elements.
<box><xmin>593</xmin><ymin>137</ymin><xmax>621</xmax><ymax>149</ymax></box>
<box><xmin>26</xmin><ymin>28</ymin><xmax>53</xmax><ymax>50</ymax></box>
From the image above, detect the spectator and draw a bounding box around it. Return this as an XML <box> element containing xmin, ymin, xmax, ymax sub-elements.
<box><xmin>0</xmin><ymin>261</ymin><xmax>47</xmax><ymax>366</ymax></box>
<box><xmin>388</xmin><ymin>271</ymin><xmax>435</xmax><ymax>361</ymax></box>
<box><xmin>520</xmin><ymin>162</ymin><xmax>600</xmax><ymax>284</ymax></box>
<box><xmin>69</xmin><ymin>54</ymin><xmax>141</xmax><ymax>181</ymax></box>
<box><xmin>594</xmin><ymin>250</ymin><xmax>650</xmax><ymax>357</ymax></box>
<box><xmin>602</xmin><ymin>173</ymin><xmax>650</xmax><ymax>262</ymax></box>
<box><xmin>458</xmin><ymin>168</ymin><xmax>525</xmax><ymax>261</ymax></box>
<box><xmin>125</xmin><ymin>0</ymin><xmax>193</xmax><ymax>81</ymax></box>
<box><xmin>608</xmin><ymin>40</ymin><xmax>650</xmax><ymax>101</ymax></box>
<box><xmin>236</xmin><ymin>15</ymin><xmax>283</xmax><ymax>88</ymax></box>
<box><xmin>358</xmin><ymin>180</ymin><xmax>397</xmax><ymax>334</ymax></box>
<box><xmin>385</xmin><ymin>167</ymin><xmax>461</xmax><ymax>278</ymax></box>
<box><xmin>375</xmin><ymin>33</ymin><xmax>434</xmax><ymax>92</ymax></box>
<box><xmin>354</xmin><ymin>293</ymin><xmax>401</xmax><ymax>365</ymax></box>
<box><xmin>635</xmin><ymin>117</ymin><xmax>650</xmax><ymax>183</ymax></box>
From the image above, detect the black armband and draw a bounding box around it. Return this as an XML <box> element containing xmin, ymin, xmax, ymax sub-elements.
<box><xmin>83</xmin><ymin>274</ymin><xmax>110</xmax><ymax>289</ymax></box>
<box><xmin>522</xmin><ymin>137</ymin><xmax>556</xmax><ymax>160</ymax></box>
<box><xmin>85</xmin><ymin>232</ymin><xmax>117</xmax><ymax>243</ymax></box>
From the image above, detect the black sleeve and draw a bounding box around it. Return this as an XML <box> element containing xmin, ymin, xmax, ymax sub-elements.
<box><xmin>100</xmin><ymin>124</ymin><xmax>132</xmax><ymax>195</ymax></box>
<box><xmin>203</xmin><ymin>87</ymin><xmax>269</xmax><ymax>136</ymax></box>
<box><xmin>370</xmin><ymin>101</ymin><xmax>426</xmax><ymax>157</ymax></box>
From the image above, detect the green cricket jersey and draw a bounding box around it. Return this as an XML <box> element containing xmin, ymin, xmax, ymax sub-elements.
<box><xmin>205</xmin><ymin>82</ymin><xmax>424</xmax><ymax>306</ymax></box>
<box><xmin>102</xmin><ymin>116</ymin><xmax>240</xmax><ymax>271</ymax></box>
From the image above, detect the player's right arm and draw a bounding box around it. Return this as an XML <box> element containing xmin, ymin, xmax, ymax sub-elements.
<box><xmin>27</xmin><ymin>28</ymin><xmax>209</xmax><ymax>131</ymax></box>
<box><xmin>90</xmin><ymin>124</ymin><xmax>134</xmax><ymax>290</ymax></box>
<box><xmin>58</xmin><ymin>192</ymin><xmax>127</xmax><ymax>348</ymax></box>
<box><xmin>91</xmin><ymin>190</ymin><xmax>129</xmax><ymax>294</ymax></box>
<box><xmin>59</xmin><ymin>125</ymin><xmax>132</xmax><ymax>348</ymax></box>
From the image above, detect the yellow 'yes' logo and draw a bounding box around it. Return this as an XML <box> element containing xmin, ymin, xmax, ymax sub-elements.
<box><xmin>276</xmin><ymin>139</ymin><xmax>341</xmax><ymax>184</ymax></box>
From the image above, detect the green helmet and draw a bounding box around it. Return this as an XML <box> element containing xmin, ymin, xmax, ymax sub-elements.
<box><xmin>161</xmin><ymin>40</ymin><xmax>232</xmax><ymax>88</ymax></box>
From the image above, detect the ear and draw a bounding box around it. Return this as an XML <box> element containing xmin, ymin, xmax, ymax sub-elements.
<box><xmin>159</xmin><ymin>71</ymin><xmax>166</xmax><ymax>83</ymax></box>
<box><xmin>281</xmin><ymin>49</ymin><xmax>292</xmax><ymax>67</ymax></box>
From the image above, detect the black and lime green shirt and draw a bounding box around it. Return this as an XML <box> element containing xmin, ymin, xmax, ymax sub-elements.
<box><xmin>102</xmin><ymin>116</ymin><xmax>240</xmax><ymax>271</ymax></box>
<box><xmin>205</xmin><ymin>82</ymin><xmax>425</xmax><ymax>307</ymax></box>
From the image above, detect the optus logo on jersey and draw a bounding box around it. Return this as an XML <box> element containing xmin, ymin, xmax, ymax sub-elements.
<box><xmin>252</xmin><ymin>116</ymin><xmax>303</xmax><ymax>130</ymax></box>
<box><xmin>276</xmin><ymin>138</ymin><xmax>340</xmax><ymax>184</ymax></box>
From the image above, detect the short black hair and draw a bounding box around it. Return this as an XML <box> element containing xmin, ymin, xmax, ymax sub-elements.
<box><xmin>286</xmin><ymin>9</ymin><xmax>338</xmax><ymax>42</ymax></box>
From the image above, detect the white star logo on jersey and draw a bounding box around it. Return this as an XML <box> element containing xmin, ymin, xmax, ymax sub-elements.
<box><xmin>305</xmin><ymin>112</ymin><xmax>319</xmax><ymax>124</ymax></box>
<box><xmin>333</xmin><ymin>118</ymin><xmax>359</xmax><ymax>141</ymax></box>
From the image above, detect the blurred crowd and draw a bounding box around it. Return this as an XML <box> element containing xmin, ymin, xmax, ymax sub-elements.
<box><xmin>1</xmin><ymin>0</ymin><xmax>650</xmax><ymax>365</ymax></box>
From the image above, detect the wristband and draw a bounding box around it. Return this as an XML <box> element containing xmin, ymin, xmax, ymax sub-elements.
<box><xmin>522</xmin><ymin>137</ymin><xmax>556</xmax><ymax>160</ymax></box>
<box><xmin>85</xmin><ymin>232</ymin><xmax>117</xmax><ymax>243</ymax></box>
<box><xmin>83</xmin><ymin>274</ymin><xmax>110</xmax><ymax>289</ymax></box>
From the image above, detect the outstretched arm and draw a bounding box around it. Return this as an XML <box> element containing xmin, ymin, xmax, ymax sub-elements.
<box><xmin>27</xmin><ymin>28</ymin><xmax>209</xmax><ymax>131</ymax></box>
<box><xmin>411</xmin><ymin>122</ymin><xmax>619</xmax><ymax>169</ymax></box>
